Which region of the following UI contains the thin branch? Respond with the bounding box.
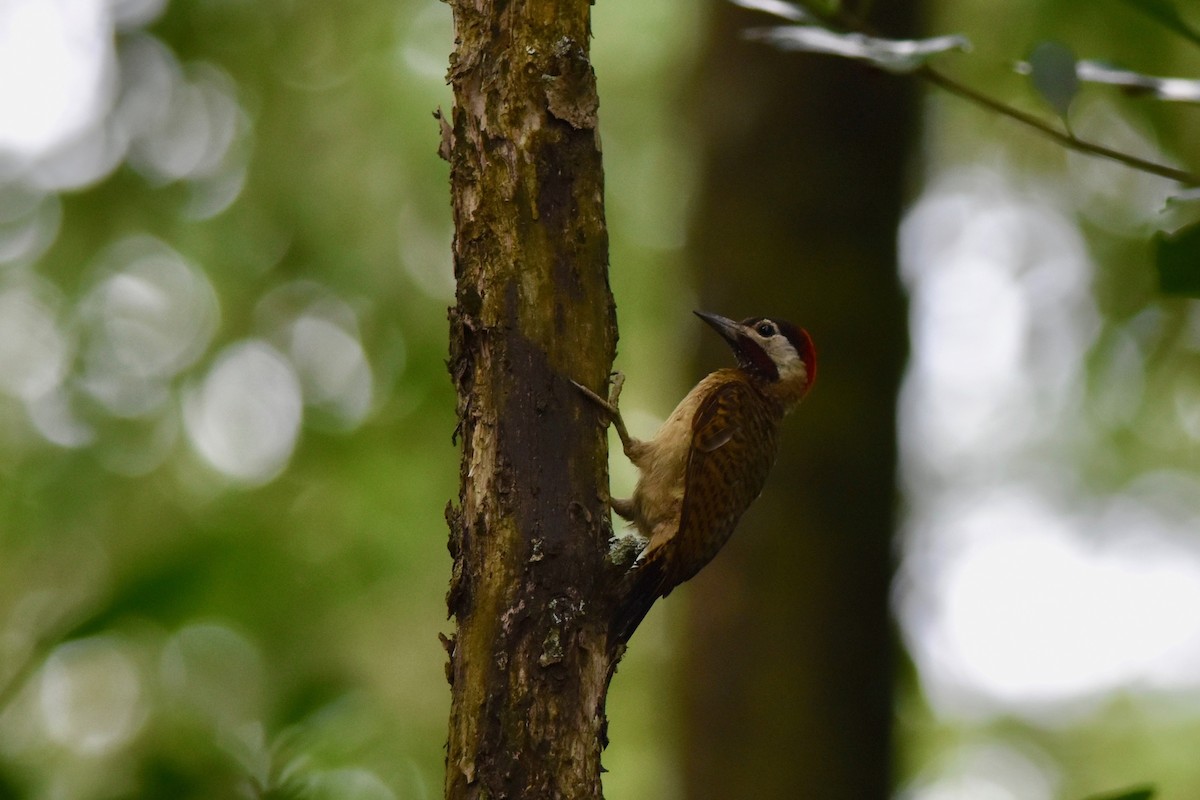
[917,66,1200,185]
[770,0,1200,186]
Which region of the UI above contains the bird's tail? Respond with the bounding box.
[609,558,667,650]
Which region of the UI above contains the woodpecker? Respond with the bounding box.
[574,310,816,646]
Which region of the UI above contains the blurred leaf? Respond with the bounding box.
[1116,0,1200,47]
[1076,60,1200,102]
[744,26,970,73]
[1027,41,1079,121]
[135,749,247,799]
[68,547,214,639]
[1080,785,1156,800]
[279,678,357,726]
[1155,223,1200,295]
[731,0,815,22]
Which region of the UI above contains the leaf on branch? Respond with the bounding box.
[1024,41,1080,122]
[1155,223,1200,296]
[1116,0,1200,48]
[1077,61,1200,103]
[730,0,815,22]
[744,26,971,74]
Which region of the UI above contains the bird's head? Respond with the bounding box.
[695,310,817,403]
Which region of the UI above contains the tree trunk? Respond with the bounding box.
[442,1,618,798]
[681,3,919,799]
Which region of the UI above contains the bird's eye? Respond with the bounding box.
[755,322,776,337]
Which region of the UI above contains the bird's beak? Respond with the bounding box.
[695,310,782,381]
[693,310,742,348]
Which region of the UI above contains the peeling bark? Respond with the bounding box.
[442,1,618,798]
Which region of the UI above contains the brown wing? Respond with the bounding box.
[611,378,781,648]
[667,379,780,589]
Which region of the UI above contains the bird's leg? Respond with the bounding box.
[571,373,641,524]
[570,372,635,457]
[610,497,635,521]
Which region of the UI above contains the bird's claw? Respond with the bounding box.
[607,372,625,409]
[571,372,634,453]
[571,373,624,419]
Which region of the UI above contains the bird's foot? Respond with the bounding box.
[571,372,636,459]
[606,371,625,411]
[571,372,624,419]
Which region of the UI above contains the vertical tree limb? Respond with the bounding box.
[442,1,618,798]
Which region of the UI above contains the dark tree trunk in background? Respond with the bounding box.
[682,4,920,799]
[442,1,619,797]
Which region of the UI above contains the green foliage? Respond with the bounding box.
[0,0,701,795]
[0,0,457,795]
[1154,224,1200,295]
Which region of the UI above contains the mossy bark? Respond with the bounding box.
[442,1,618,798]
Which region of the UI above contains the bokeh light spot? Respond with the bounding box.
[255,280,375,428]
[897,169,1200,723]
[900,741,1057,800]
[38,636,146,756]
[0,278,70,401]
[288,316,373,428]
[309,768,399,800]
[0,0,115,160]
[79,235,219,417]
[0,186,61,266]
[183,340,302,485]
[160,622,265,728]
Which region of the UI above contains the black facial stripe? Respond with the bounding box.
[737,333,780,382]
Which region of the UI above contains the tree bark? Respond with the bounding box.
[681,3,919,799]
[441,1,619,799]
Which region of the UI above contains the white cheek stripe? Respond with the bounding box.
[761,337,803,377]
